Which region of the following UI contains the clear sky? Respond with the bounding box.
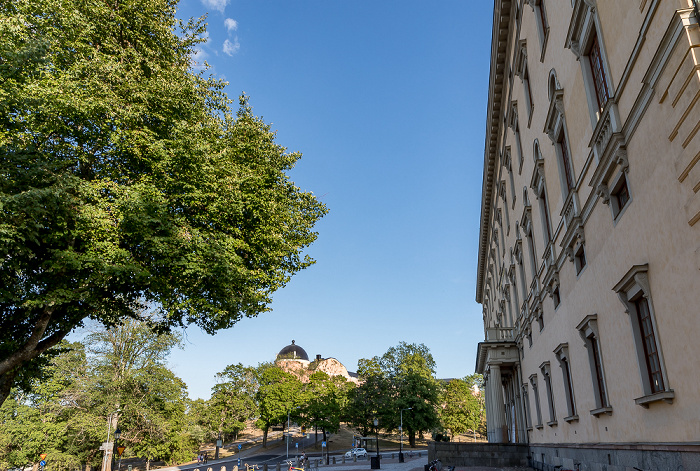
[162,0,494,400]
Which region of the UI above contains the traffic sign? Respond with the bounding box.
[238,444,242,450]
[322,441,326,447]
[40,461,46,467]
[117,446,126,456]
[39,454,47,460]
[295,443,298,448]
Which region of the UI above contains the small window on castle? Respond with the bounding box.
[552,287,560,309]
[611,173,630,219]
[575,245,587,275]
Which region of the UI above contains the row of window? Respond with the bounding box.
[484,1,629,330]
[522,265,673,431]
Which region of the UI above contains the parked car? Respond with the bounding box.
[344,448,368,458]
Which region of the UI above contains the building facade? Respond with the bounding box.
[475,1,700,469]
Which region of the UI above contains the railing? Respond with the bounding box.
[485,327,515,341]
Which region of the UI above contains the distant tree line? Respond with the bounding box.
[0,322,484,471]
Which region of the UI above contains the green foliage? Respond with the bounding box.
[439,377,482,439]
[350,342,440,447]
[0,0,327,405]
[0,321,196,470]
[299,371,347,441]
[205,363,258,441]
[255,365,302,447]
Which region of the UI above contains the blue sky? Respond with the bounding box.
[164,0,493,400]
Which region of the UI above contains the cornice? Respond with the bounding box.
[477,0,513,303]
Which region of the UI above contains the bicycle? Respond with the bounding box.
[428,459,454,471]
[244,464,259,471]
[286,460,305,471]
[427,459,442,471]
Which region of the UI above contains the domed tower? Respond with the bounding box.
[276,340,309,361]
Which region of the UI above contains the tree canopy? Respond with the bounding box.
[0,0,327,405]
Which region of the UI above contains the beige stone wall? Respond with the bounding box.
[476,0,700,447]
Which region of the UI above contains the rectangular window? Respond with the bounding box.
[613,265,674,407]
[611,173,630,219]
[575,244,587,275]
[588,31,610,114]
[522,385,532,429]
[590,335,608,407]
[577,315,611,415]
[636,297,664,394]
[561,357,577,418]
[530,375,543,427]
[534,0,549,57]
[541,363,556,425]
[552,286,560,309]
[537,184,552,243]
[524,65,534,120]
[559,132,575,192]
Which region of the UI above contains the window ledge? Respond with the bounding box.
[590,406,613,417]
[547,420,558,427]
[635,390,675,408]
[535,424,544,430]
[526,426,533,432]
[563,415,579,423]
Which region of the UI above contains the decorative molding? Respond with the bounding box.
[544,89,565,143]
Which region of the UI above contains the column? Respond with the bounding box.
[484,373,493,442]
[490,364,507,443]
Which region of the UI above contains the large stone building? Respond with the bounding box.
[275,340,360,384]
[474,0,700,469]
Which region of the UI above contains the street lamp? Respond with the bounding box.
[102,409,120,471]
[371,418,380,470]
[399,408,412,463]
[113,428,121,471]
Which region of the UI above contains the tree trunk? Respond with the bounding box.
[408,430,416,448]
[262,427,268,448]
[0,370,17,407]
[146,458,150,471]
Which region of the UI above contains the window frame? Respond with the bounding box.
[610,171,631,220]
[554,344,579,422]
[540,362,557,426]
[574,243,587,275]
[613,265,675,408]
[577,314,612,416]
[529,374,543,428]
[565,1,615,126]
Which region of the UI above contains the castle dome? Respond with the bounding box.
[277,340,309,361]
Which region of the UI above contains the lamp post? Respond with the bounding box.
[102,409,120,471]
[287,409,291,459]
[399,408,412,463]
[370,418,380,470]
[113,428,121,471]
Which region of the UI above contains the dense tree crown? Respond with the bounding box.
[0,332,486,471]
[0,0,327,405]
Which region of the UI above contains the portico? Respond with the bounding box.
[475,328,524,444]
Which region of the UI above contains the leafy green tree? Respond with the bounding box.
[439,378,481,440]
[208,364,258,442]
[83,320,194,467]
[255,365,302,448]
[0,0,327,406]
[0,342,88,471]
[356,342,440,447]
[299,371,346,445]
[346,359,391,437]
